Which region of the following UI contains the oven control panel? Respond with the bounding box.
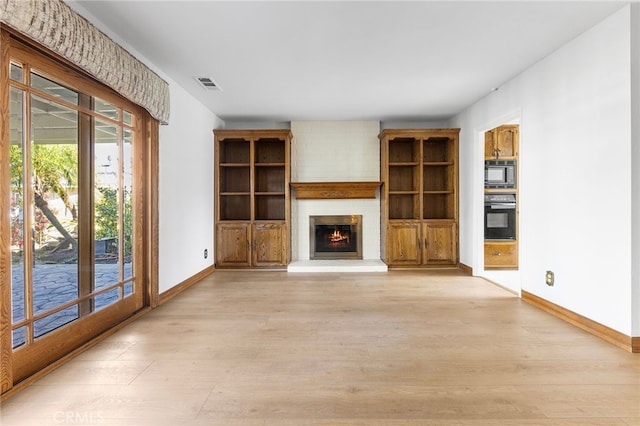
[484,193,516,203]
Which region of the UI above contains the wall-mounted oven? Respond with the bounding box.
[484,193,516,240]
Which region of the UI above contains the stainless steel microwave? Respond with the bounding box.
[485,160,516,189]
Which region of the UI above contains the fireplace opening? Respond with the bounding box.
[309,215,362,260]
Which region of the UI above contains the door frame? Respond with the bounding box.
[0,27,159,396]
[473,109,522,294]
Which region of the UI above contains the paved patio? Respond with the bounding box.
[10,262,132,348]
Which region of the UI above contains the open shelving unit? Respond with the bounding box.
[218,138,251,221]
[214,130,291,268]
[380,129,459,267]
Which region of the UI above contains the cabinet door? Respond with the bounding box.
[484,129,497,159]
[216,223,250,267]
[386,221,421,266]
[423,222,457,265]
[495,125,518,158]
[253,223,288,266]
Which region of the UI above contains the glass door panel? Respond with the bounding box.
[122,128,134,294]
[9,85,25,348]
[30,93,80,339]
[8,63,142,353]
[94,118,120,310]
[93,117,136,309]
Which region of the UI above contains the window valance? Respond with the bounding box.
[0,0,170,123]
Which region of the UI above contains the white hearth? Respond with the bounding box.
[288,259,387,273]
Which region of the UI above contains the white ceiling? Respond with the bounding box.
[68,1,627,124]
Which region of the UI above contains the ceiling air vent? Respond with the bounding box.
[195,76,221,91]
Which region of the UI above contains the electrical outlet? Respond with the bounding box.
[204,249,208,259]
[545,270,554,286]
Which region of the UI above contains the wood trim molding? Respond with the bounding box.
[213,129,292,139]
[0,28,13,394]
[145,114,160,309]
[459,263,473,275]
[159,265,215,305]
[290,182,382,199]
[521,290,639,353]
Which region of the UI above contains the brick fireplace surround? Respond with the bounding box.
[287,121,387,272]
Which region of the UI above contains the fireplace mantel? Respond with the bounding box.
[290,181,382,199]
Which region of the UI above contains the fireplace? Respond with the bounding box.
[309,215,362,260]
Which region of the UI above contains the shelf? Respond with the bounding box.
[423,161,454,166]
[219,138,250,163]
[389,165,419,192]
[389,193,419,220]
[389,161,420,166]
[388,138,419,163]
[423,190,455,220]
[423,164,452,192]
[255,167,285,193]
[423,138,453,162]
[220,167,250,193]
[255,138,286,163]
[220,194,250,221]
[255,194,285,220]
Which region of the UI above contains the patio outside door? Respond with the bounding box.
[6,42,145,383]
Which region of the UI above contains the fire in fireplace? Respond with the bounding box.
[309,215,362,260]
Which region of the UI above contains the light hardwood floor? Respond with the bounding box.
[1,270,639,425]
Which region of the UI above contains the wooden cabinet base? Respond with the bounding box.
[215,223,289,269]
[484,241,518,269]
[384,220,458,268]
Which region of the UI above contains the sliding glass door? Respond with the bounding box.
[5,38,148,383]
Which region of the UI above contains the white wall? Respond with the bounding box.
[158,82,223,293]
[631,3,640,336]
[451,6,635,335]
[290,121,381,260]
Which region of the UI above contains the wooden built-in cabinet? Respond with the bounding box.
[484,124,519,269]
[214,129,291,268]
[485,124,518,159]
[380,129,459,267]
